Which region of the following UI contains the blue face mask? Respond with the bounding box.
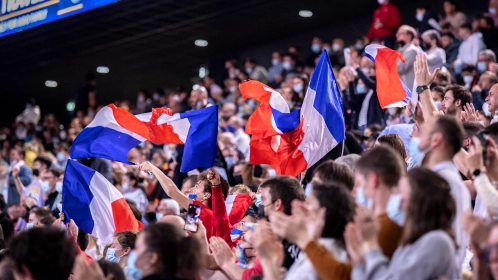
[478,61,487,73]
[356,84,367,94]
[267,169,277,177]
[355,43,364,50]
[305,183,313,197]
[106,248,121,263]
[41,181,51,193]
[311,44,321,53]
[386,194,406,226]
[156,212,164,221]
[225,156,236,168]
[235,243,249,268]
[231,228,243,241]
[355,187,373,209]
[245,67,253,74]
[408,137,429,166]
[55,182,63,193]
[122,184,130,193]
[26,223,34,229]
[416,13,424,22]
[126,250,143,280]
[293,84,304,93]
[255,194,262,208]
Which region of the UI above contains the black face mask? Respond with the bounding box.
[422,42,431,51]
[257,205,268,221]
[221,115,231,122]
[397,41,406,48]
[32,169,39,177]
[233,175,243,185]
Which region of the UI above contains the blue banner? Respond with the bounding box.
[0,0,118,37]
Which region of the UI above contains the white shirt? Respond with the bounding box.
[432,161,471,271]
[456,32,486,66]
[234,128,250,160]
[123,188,148,214]
[425,48,446,73]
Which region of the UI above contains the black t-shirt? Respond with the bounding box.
[283,240,301,269]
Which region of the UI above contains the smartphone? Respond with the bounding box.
[475,132,488,162]
[184,204,202,232]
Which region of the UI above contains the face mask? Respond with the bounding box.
[478,61,487,73]
[107,248,121,263]
[454,62,463,74]
[305,183,313,197]
[137,96,145,103]
[323,47,331,53]
[221,115,231,122]
[386,194,406,226]
[16,128,26,140]
[282,61,291,70]
[26,223,34,230]
[422,41,431,51]
[332,43,341,52]
[56,152,67,163]
[235,243,249,268]
[225,157,236,168]
[245,67,253,74]
[231,228,243,241]
[32,169,39,177]
[409,136,431,166]
[56,182,63,193]
[293,84,304,93]
[387,107,397,116]
[126,250,143,280]
[25,104,32,110]
[41,181,51,193]
[267,169,277,177]
[463,75,474,84]
[156,212,164,221]
[416,13,424,22]
[356,84,366,94]
[122,183,130,193]
[490,7,497,15]
[152,93,160,101]
[255,194,262,208]
[361,67,371,75]
[355,187,373,209]
[355,43,364,50]
[378,0,385,4]
[434,100,443,110]
[397,41,406,48]
[272,59,280,66]
[311,44,321,53]
[229,86,237,93]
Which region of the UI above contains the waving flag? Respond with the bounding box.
[241,51,345,177]
[70,104,218,172]
[62,160,144,244]
[364,44,412,108]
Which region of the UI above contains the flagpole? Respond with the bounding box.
[341,138,345,157]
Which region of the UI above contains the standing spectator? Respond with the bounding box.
[441,0,467,37]
[456,24,486,67]
[421,30,446,73]
[244,58,268,84]
[15,98,40,125]
[282,53,299,78]
[306,37,322,67]
[7,146,32,206]
[366,0,401,49]
[441,32,461,67]
[478,16,498,52]
[74,72,96,117]
[268,51,283,88]
[396,25,423,90]
[329,38,346,68]
[416,6,442,34]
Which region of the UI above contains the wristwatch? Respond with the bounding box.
[473,169,482,178]
[416,85,430,94]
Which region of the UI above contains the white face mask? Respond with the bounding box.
[378,0,385,4]
[332,43,341,52]
[387,107,397,116]
[490,7,497,15]
[41,181,51,193]
[361,67,371,75]
[463,75,474,84]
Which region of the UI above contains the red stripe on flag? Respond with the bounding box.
[375,48,408,108]
[111,198,144,233]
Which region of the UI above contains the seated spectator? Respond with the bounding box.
[478,49,497,73]
[245,58,268,84]
[421,30,446,72]
[306,37,322,67]
[473,71,498,110]
[416,5,441,33]
[456,24,486,67]
[441,85,473,120]
[97,259,126,280]
[441,0,467,37]
[106,231,136,277]
[156,199,181,220]
[441,32,461,67]
[28,207,52,228]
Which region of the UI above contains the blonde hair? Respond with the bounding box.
[229,184,251,195]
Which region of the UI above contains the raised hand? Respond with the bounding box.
[414,53,440,86]
[209,237,235,269]
[207,168,221,186]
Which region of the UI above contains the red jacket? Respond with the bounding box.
[211,185,252,248]
[367,3,401,40]
[193,200,214,240]
[242,257,262,280]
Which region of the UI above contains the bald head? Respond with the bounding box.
[157,215,185,232]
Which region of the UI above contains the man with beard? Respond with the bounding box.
[440,85,473,120]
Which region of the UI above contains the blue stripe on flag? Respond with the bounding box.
[308,51,346,142]
[62,160,96,234]
[179,105,219,172]
[70,126,142,164]
[270,107,301,133]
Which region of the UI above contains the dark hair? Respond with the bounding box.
[9,227,77,280]
[313,160,355,191]
[400,168,456,246]
[0,195,6,213]
[312,183,355,248]
[441,32,455,40]
[482,122,498,136]
[259,176,305,215]
[77,229,89,251]
[366,123,383,134]
[182,175,198,188]
[460,23,472,32]
[462,122,484,139]
[34,156,52,170]
[30,207,52,220]
[126,200,142,221]
[8,147,24,159]
[97,259,126,280]
[0,255,14,280]
[435,71,451,86]
[114,231,136,250]
[377,134,408,165]
[433,116,466,155]
[47,168,62,178]
[283,53,297,62]
[432,86,446,99]
[197,172,230,209]
[125,172,138,187]
[355,146,404,187]
[143,223,202,279]
[446,85,472,108]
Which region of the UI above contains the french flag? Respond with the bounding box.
[364,44,412,108]
[70,104,218,172]
[241,51,345,177]
[62,160,144,244]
